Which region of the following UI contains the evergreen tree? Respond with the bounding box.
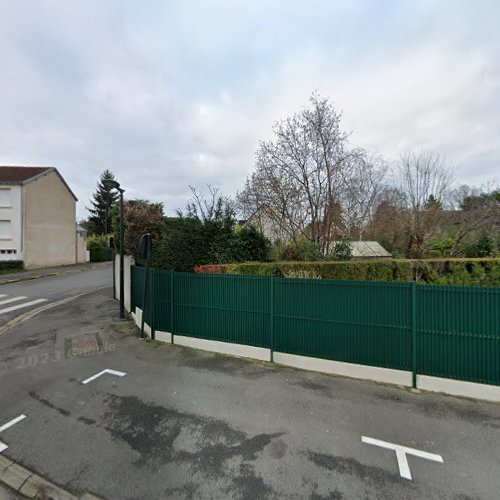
[87,170,119,235]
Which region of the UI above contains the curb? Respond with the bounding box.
[0,270,80,286]
[0,262,112,286]
[0,455,101,500]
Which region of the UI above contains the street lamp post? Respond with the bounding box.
[103,179,125,319]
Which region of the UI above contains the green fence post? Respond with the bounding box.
[270,276,274,362]
[170,269,175,344]
[412,281,417,388]
[151,269,155,340]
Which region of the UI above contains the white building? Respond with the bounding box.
[0,165,87,269]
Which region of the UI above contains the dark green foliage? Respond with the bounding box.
[208,259,500,286]
[330,239,353,260]
[87,170,119,235]
[87,234,113,262]
[150,187,270,271]
[152,218,208,272]
[151,219,271,272]
[0,261,23,271]
[211,225,270,264]
[89,247,113,262]
[464,232,495,258]
[298,240,322,261]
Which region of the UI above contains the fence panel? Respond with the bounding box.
[172,273,271,347]
[131,265,145,312]
[130,266,500,386]
[273,279,412,370]
[417,285,500,385]
[151,269,173,333]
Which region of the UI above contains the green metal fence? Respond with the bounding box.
[131,266,500,386]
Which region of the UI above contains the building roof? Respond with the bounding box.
[0,166,52,182]
[0,166,77,201]
[349,241,392,258]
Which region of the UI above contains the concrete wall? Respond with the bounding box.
[76,228,88,264]
[23,170,77,269]
[0,185,23,261]
[114,254,134,312]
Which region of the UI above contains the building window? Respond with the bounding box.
[0,189,11,207]
[0,220,12,239]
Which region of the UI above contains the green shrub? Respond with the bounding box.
[329,239,353,261]
[197,258,500,286]
[299,240,322,261]
[87,234,113,262]
[89,247,113,262]
[0,261,23,271]
[87,234,109,250]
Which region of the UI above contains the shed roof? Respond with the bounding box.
[349,241,392,258]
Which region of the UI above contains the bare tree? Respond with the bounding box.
[179,185,234,225]
[340,150,387,240]
[238,93,387,255]
[446,183,500,256]
[398,151,453,258]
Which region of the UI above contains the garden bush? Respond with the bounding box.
[87,234,113,262]
[195,258,500,286]
[0,261,23,271]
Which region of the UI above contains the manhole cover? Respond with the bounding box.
[64,333,103,358]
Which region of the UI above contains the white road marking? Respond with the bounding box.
[0,414,27,454]
[0,295,6,298]
[0,296,27,306]
[362,436,443,480]
[0,414,27,433]
[81,369,126,385]
[0,298,47,315]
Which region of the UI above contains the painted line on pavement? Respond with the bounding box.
[362,436,443,480]
[0,296,27,306]
[0,414,26,454]
[82,369,126,385]
[0,285,111,337]
[0,299,47,315]
[0,415,26,433]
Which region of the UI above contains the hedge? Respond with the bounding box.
[0,261,23,271]
[195,258,500,286]
[89,247,113,263]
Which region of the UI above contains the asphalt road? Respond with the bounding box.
[0,263,112,328]
[0,274,500,499]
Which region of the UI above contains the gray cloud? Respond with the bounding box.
[0,0,498,219]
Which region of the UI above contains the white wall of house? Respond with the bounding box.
[0,184,23,261]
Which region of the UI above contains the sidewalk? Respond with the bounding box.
[0,262,112,286]
[0,482,23,499]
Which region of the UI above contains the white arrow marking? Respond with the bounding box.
[362,436,443,480]
[81,369,126,385]
[0,414,26,454]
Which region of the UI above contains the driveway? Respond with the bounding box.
[0,285,499,499]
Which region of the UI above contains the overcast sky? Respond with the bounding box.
[0,0,499,219]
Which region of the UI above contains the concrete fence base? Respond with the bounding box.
[130,306,500,403]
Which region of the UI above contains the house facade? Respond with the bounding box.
[0,166,86,269]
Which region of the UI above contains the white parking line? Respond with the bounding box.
[0,414,27,433]
[362,436,443,480]
[0,298,47,315]
[81,369,126,385]
[0,296,27,306]
[0,414,26,454]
